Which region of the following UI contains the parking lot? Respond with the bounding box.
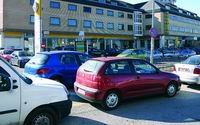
[14,65,200,125]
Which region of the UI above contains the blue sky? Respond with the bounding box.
[121,0,200,16]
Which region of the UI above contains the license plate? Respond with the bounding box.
[78,88,85,95]
[178,68,190,72]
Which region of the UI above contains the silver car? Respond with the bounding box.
[173,55,200,84]
[10,51,33,68]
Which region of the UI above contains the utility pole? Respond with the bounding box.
[150,0,155,64]
[33,0,42,55]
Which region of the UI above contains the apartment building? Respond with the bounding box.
[0,0,144,52]
[134,0,200,49]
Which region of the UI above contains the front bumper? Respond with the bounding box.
[50,100,72,119]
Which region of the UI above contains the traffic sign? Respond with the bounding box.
[149,28,158,38]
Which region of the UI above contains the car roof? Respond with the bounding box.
[92,57,142,62]
[37,51,84,55]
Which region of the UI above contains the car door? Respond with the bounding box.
[60,54,79,85]
[130,60,164,96]
[103,60,136,99]
[0,61,20,124]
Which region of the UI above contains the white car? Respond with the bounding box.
[0,57,72,125]
[173,55,200,84]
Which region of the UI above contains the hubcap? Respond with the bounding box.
[168,84,176,96]
[33,114,51,125]
[106,93,119,108]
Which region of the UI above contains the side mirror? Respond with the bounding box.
[0,74,12,92]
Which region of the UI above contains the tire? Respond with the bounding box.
[166,81,177,97]
[19,61,24,68]
[101,91,120,110]
[24,107,57,125]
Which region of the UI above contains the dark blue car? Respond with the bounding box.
[24,51,91,88]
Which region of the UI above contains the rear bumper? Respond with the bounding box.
[173,72,200,85]
[50,100,72,119]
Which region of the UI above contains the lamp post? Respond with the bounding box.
[150,0,155,64]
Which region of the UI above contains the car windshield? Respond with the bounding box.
[80,60,105,75]
[4,50,13,54]
[120,49,133,55]
[28,54,49,65]
[182,56,200,65]
[18,51,32,57]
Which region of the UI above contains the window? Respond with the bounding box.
[0,74,11,92]
[128,25,133,31]
[30,0,34,5]
[50,17,60,25]
[134,24,143,35]
[132,60,157,74]
[60,54,78,66]
[78,54,90,64]
[50,1,60,9]
[98,0,105,3]
[96,21,104,29]
[145,14,152,19]
[107,10,114,16]
[68,4,77,11]
[118,24,124,30]
[127,14,133,19]
[107,23,114,30]
[96,8,104,15]
[118,12,124,18]
[83,7,92,13]
[68,19,77,27]
[30,15,34,24]
[0,67,10,77]
[145,25,152,31]
[84,20,92,28]
[28,54,49,65]
[105,61,132,75]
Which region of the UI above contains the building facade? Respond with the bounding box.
[0,0,200,52]
[0,0,144,52]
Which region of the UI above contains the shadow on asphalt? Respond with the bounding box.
[60,116,106,125]
[188,84,200,90]
[92,91,200,123]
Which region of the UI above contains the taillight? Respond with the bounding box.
[173,66,176,71]
[193,68,200,74]
[92,75,101,83]
[37,68,49,75]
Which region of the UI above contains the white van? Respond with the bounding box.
[0,57,72,125]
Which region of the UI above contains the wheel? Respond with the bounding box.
[101,91,120,110]
[19,61,24,68]
[24,107,57,125]
[166,81,177,97]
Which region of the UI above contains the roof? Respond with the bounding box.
[38,51,83,55]
[92,57,135,62]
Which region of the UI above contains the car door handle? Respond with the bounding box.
[13,85,18,89]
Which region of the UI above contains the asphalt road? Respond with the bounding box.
[14,66,200,125]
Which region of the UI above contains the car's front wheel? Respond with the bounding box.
[166,81,177,97]
[24,107,57,125]
[102,91,120,110]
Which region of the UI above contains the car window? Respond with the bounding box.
[0,66,10,77]
[78,54,90,64]
[28,54,49,65]
[60,54,78,66]
[80,60,105,75]
[105,61,132,75]
[132,60,157,74]
[183,56,200,65]
[0,74,11,92]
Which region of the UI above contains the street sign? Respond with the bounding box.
[149,28,158,38]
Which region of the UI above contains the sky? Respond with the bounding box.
[121,0,200,16]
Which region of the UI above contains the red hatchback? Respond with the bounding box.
[74,57,181,110]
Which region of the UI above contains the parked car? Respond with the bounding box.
[0,57,72,125]
[117,49,147,60]
[173,55,200,85]
[146,50,163,59]
[24,51,91,88]
[177,48,196,58]
[75,57,181,110]
[88,47,103,57]
[10,51,33,68]
[0,49,14,62]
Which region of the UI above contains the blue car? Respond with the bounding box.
[24,51,91,88]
